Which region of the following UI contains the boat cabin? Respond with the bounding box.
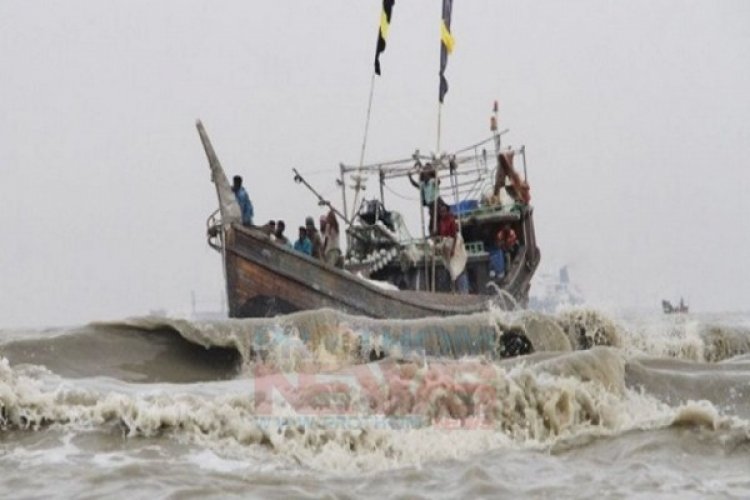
[338,137,539,307]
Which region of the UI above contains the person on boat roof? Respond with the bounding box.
[322,209,342,267]
[305,216,324,259]
[409,162,442,232]
[408,163,439,206]
[275,220,292,247]
[232,175,254,226]
[294,226,312,256]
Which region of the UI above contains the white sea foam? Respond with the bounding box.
[2,347,748,474]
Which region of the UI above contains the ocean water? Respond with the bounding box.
[1,308,749,499]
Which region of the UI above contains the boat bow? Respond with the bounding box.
[196,120,241,228]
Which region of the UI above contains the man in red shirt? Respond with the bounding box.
[435,202,468,293]
[437,203,458,255]
[498,225,520,259]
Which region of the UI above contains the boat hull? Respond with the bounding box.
[223,224,536,319]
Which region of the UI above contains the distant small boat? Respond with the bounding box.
[662,298,689,314]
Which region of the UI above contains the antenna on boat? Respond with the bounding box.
[491,100,502,155]
[293,168,350,225]
[520,145,528,183]
[338,164,348,223]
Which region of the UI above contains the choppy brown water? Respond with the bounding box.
[1,309,749,498]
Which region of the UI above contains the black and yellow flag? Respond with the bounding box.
[374,0,395,75]
[439,0,455,102]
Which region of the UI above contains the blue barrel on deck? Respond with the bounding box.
[450,199,478,215]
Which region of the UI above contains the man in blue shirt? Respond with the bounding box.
[232,175,254,226]
[489,229,507,282]
[293,226,312,255]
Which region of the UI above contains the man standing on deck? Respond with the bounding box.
[275,220,292,247]
[232,175,254,226]
[322,209,342,267]
[305,216,324,259]
[408,162,440,233]
[294,226,312,256]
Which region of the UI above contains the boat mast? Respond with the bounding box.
[379,170,385,205]
[338,163,348,223]
[352,72,377,217]
[491,100,502,154]
[432,0,455,292]
[351,1,395,221]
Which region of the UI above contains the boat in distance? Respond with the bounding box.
[662,298,689,314]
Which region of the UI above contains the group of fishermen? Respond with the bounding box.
[408,153,529,291]
[231,147,529,294]
[231,175,342,267]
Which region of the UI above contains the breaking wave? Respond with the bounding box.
[1,308,750,472]
[87,308,750,367]
[1,356,748,471]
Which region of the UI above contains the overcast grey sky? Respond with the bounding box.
[1,1,749,327]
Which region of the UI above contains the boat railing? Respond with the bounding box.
[206,208,223,252]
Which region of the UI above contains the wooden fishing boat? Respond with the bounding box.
[197,119,540,319]
[196,1,540,320]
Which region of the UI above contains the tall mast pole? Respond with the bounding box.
[491,100,502,155]
[339,163,348,223]
[352,72,378,217]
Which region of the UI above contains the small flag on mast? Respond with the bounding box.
[439,0,455,103]
[374,0,395,76]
